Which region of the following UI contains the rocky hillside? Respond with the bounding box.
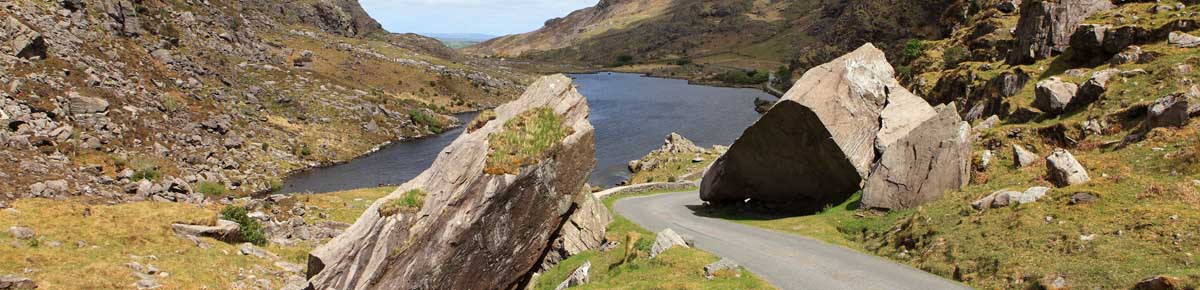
[0,0,529,203]
[693,0,1200,288]
[466,0,960,86]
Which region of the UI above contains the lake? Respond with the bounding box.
[278,72,770,194]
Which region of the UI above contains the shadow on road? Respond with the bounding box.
[686,194,863,222]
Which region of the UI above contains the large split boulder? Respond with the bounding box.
[306,75,597,290]
[700,44,936,206]
[862,104,972,210]
[1007,0,1115,65]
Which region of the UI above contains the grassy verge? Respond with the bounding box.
[533,188,775,290]
[0,187,394,289]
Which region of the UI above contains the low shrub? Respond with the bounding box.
[220,206,267,246]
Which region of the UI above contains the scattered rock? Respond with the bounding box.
[7,226,34,240]
[554,261,590,290]
[1148,94,1190,128]
[1075,69,1119,106]
[171,220,240,243]
[1033,77,1078,114]
[1069,192,1099,205]
[973,115,1000,132]
[1134,276,1182,290]
[753,97,774,113]
[996,0,1020,13]
[1,16,47,59]
[274,261,304,273]
[703,258,742,280]
[979,150,993,170]
[540,194,612,270]
[863,105,972,210]
[1169,31,1200,48]
[972,187,1051,209]
[68,92,110,115]
[1013,144,1038,168]
[238,243,277,259]
[1040,274,1070,290]
[0,275,37,290]
[650,228,689,258]
[1046,148,1090,187]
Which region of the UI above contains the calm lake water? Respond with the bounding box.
[279,72,770,193]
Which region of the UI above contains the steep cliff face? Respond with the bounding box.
[307,75,599,290]
[243,0,386,37]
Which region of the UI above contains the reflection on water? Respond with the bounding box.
[279,72,770,194]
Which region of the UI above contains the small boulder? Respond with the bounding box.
[68,92,110,115]
[996,0,1019,13]
[1,17,47,60]
[1013,144,1038,168]
[1033,77,1078,114]
[1148,94,1190,128]
[1069,192,1099,205]
[1046,149,1090,187]
[1169,31,1200,48]
[554,261,590,290]
[171,220,240,243]
[238,243,277,259]
[1074,69,1119,106]
[703,258,742,280]
[650,228,689,258]
[0,275,37,290]
[972,187,1050,209]
[7,226,34,240]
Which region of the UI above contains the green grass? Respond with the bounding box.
[533,187,773,290]
[195,181,228,197]
[485,107,574,175]
[219,206,268,246]
[378,188,427,217]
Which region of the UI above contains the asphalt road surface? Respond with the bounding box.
[613,191,972,290]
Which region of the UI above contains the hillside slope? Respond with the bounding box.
[0,0,529,203]
[466,0,960,84]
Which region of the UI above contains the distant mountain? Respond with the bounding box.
[423,33,498,49]
[464,0,960,71]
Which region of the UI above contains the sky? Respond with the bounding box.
[360,0,598,37]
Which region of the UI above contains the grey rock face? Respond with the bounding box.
[1046,148,1090,187]
[1,16,46,59]
[307,75,596,290]
[1148,94,1190,128]
[540,194,612,270]
[650,228,689,258]
[1007,0,1114,64]
[1169,31,1200,48]
[862,105,972,210]
[1033,77,1078,114]
[554,261,590,290]
[701,44,935,206]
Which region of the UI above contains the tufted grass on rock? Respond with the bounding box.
[485,107,574,175]
[379,188,427,217]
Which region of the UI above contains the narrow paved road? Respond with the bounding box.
[614,191,971,290]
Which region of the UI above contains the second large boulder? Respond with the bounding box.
[700,43,936,206]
